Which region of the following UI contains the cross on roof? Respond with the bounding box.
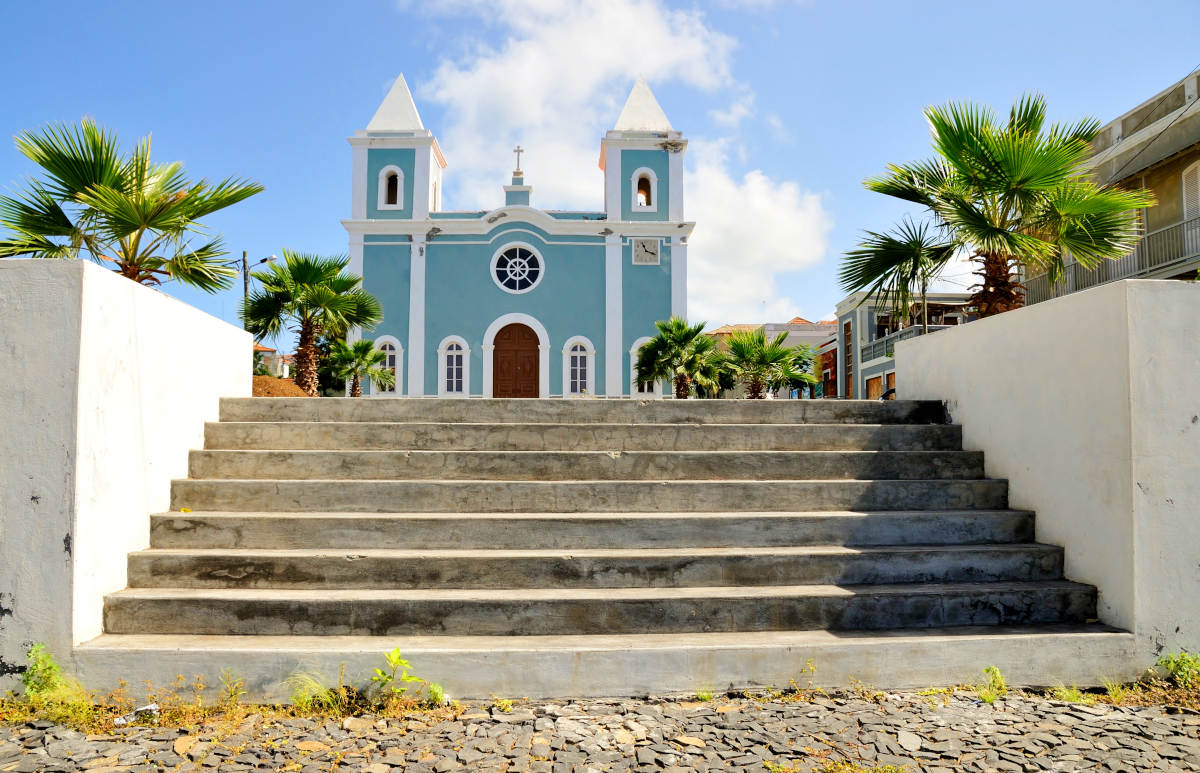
[513,145,524,172]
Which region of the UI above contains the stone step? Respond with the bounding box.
[151,510,1036,550]
[203,421,965,452]
[218,397,949,425]
[74,626,1138,700]
[126,544,1064,590]
[188,449,986,481]
[170,479,1009,513]
[103,581,1097,636]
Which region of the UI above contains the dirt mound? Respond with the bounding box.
[252,376,310,397]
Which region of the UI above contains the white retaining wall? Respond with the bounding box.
[897,279,1200,661]
[0,260,250,688]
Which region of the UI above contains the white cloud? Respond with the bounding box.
[709,91,755,130]
[411,0,831,323]
[687,139,831,323]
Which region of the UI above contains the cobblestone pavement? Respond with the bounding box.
[3,691,1199,773]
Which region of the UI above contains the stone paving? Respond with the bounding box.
[2,691,1199,773]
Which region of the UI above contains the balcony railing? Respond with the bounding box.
[860,324,952,362]
[1026,215,1200,305]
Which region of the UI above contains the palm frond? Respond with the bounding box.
[162,238,237,293]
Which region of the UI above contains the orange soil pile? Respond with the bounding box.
[252,375,310,397]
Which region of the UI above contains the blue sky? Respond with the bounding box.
[3,0,1197,348]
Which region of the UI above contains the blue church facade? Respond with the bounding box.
[344,75,693,397]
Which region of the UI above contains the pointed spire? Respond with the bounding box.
[613,77,674,132]
[367,74,425,132]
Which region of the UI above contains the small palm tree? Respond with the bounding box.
[0,119,262,291]
[635,317,719,399]
[242,250,383,396]
[725,328,810,399]
[330,338,395,397]
[839,218,957,333]
[865,95,1155,316]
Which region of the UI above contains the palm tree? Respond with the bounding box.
[865,95,1155,316]
[839,218,957,333]
[242,250,383,396]
[724,328,809,399]
[330,338,396,397]
[0,119,262,291]
[634,317,719,399]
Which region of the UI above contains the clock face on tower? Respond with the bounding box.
[633,238,660,265]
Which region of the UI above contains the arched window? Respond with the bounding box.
[630,336,660,397]
[569,344,588,395]
[445,343,464,394]
[377,165,405,210]
[637,175,652,207]
[437,336,471,397]
[385,173,399,206]
[561,336,595,397]
[631,168,657,212]
[378,342,397,393]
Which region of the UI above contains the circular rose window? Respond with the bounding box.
[492,245,543,293]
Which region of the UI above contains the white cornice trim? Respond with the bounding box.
[342,214,695,238]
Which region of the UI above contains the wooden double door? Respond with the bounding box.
[492,323,539,398]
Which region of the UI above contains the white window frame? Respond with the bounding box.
[631,167,658,212]
[369,335,403,397]
[490,242,546,295]
[377,165,405,211]
[561,335,596,397]
[629,336,661,398]
[1183,159,1200,222]
[437,335,471,397]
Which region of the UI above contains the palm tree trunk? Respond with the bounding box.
[971,253,1025,318]
[350,374,362,398]
[747,377,766,399]
[294,321,321,397]
[674,374,691,399]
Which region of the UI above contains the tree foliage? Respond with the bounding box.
[861,94,1154,316]
[0,118,262,291]
[634,317,723,399]
[330,338,396,397]
[840,218,957,332]
[241,250,382,396]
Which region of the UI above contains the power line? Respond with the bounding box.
[1105,61,1200,183]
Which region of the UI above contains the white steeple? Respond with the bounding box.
[613,77,674,133]
[367,74,426,133]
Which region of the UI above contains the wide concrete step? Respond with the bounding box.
[170,479,1009,513]
[203,421,965,452]
[219,397,949,425]
[126,544,1064,590]
[74,626,1138,700]
[188,449,986,481]
[151,510,1036,550]
[103,581,1097,636]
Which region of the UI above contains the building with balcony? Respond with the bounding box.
[1026,71,1200,304]
[832,291,976,399]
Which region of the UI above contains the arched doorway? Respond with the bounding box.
[492,323,539,397]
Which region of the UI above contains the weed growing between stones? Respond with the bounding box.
[0,644,453,733]
[765,756,907,772]
[1047,684,1093,704]
[1157,651,1200,688]
[694,689,714,702]
[973,666,1008,704]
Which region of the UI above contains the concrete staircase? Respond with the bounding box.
[77,398,1135,699]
